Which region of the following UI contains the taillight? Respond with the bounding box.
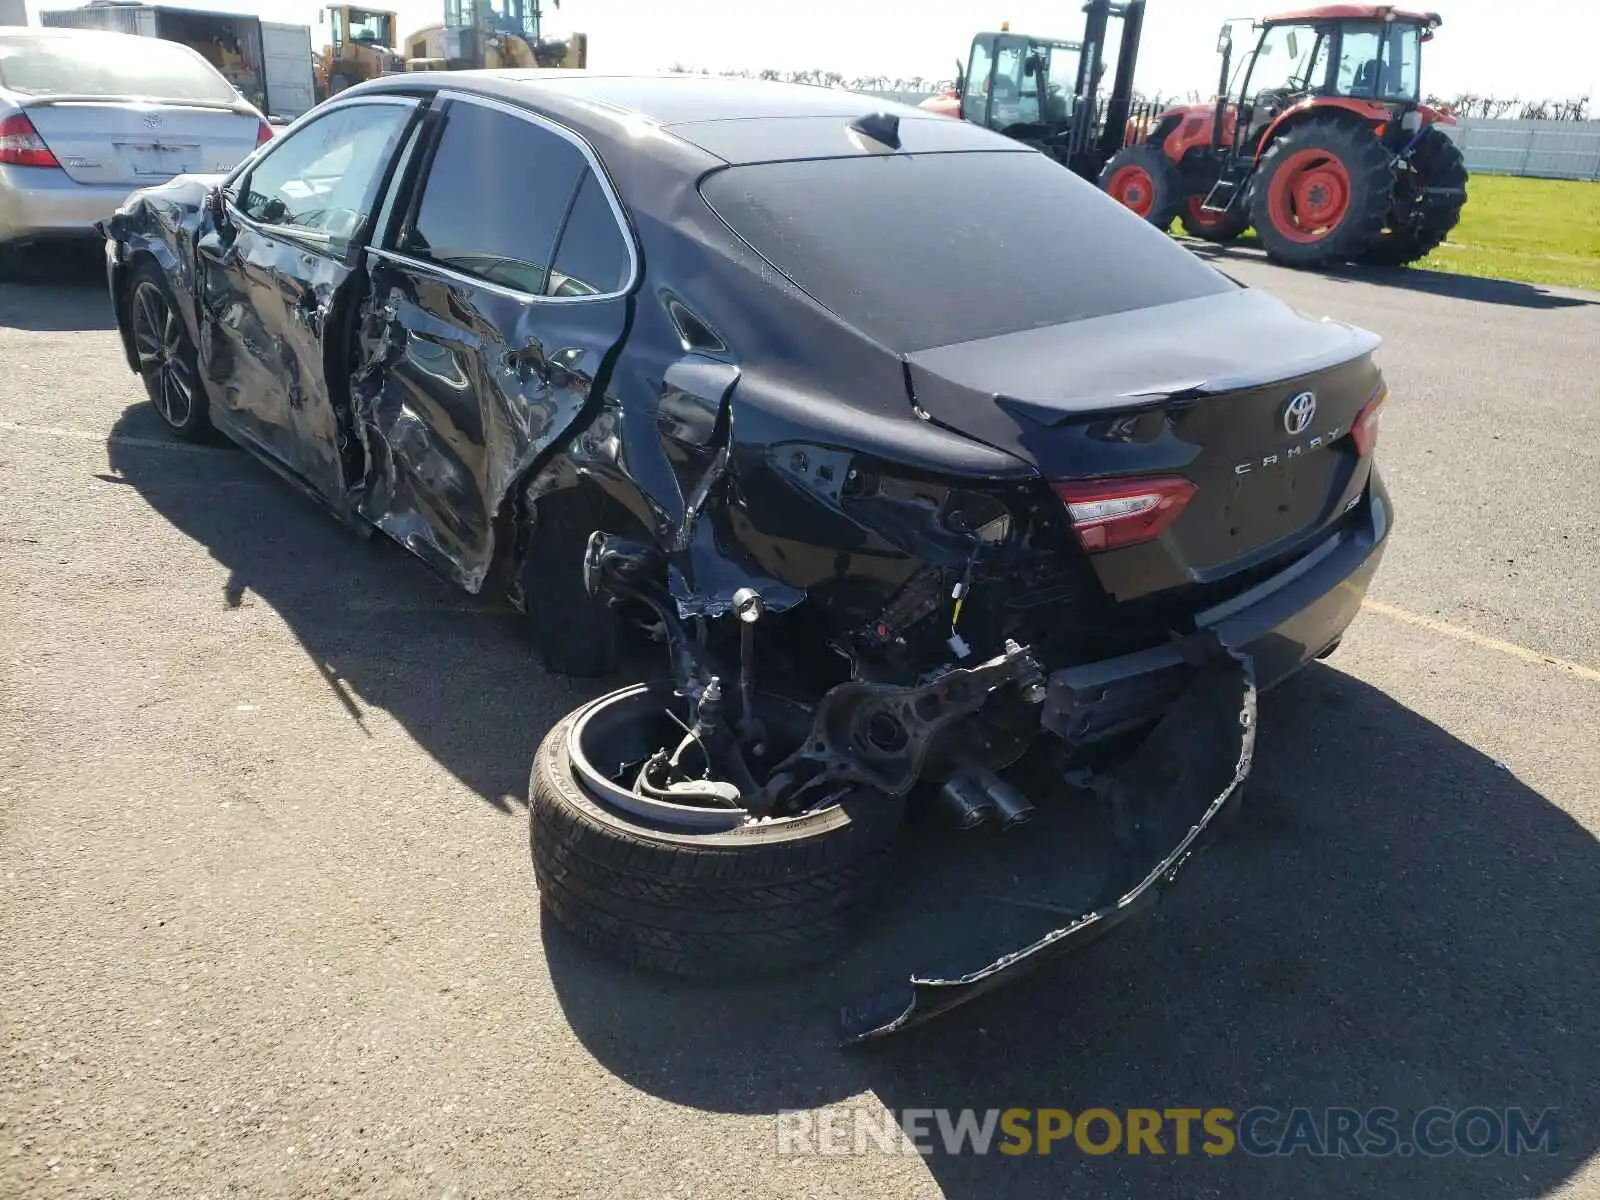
[1052,476,1197,553]
[0,112,60,168]
[256,120,275,145]
[1350,382,1387,457]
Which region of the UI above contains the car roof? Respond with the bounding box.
[354,70,1015,167]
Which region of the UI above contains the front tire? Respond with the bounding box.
[530,685,905,978]
[1250,118,1393,268]
[128,266,212,442]
[1099,144,1184,230]
[1178,195,1250,243]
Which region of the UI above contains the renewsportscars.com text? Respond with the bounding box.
[775,1106,1559,1158]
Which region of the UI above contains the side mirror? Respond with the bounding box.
[1217,26,1232,54]
[1286,31,1299,58]
[954,57,965,94]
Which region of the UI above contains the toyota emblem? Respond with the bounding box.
[142,113,163,130]
[1282,391,1317,436]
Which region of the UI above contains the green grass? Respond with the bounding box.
[1186,174,1600,292]
[1420,174,1600,291]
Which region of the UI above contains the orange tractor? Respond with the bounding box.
[1100,6,1468,268]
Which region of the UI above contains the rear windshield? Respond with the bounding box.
[700,150,1234,352]
[0,34,237,103]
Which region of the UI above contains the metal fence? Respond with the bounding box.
[1436,119,1600,181]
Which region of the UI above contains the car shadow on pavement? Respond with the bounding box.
[1185,241,1597,309]
[0,244,118,331]
[539,660,1598,1199]
[104,402,615,812]
[106,403,1595,1198]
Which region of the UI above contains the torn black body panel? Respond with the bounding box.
[839,643,1256,1043]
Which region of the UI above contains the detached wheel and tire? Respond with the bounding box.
[1178,195,1250,243]
[129,266,212,442]
[1099,145,1184,230]
[530,683,904,978]
[1358,126,1469,267]
[1250,118,1393,268]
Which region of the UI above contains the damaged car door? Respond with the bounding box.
[350,91,636,590]
[194,96,420,504]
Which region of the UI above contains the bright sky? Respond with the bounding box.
[21,0,1600,102]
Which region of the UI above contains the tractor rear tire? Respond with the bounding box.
[1250,118,1394,269]
[1178,196,1250,243]
[1099,145,1184,231]
[1357,127,1469,267]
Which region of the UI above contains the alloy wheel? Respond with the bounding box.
[131,282,194,430]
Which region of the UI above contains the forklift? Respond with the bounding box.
[925,0,1148,182]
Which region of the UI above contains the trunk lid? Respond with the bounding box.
[22,99,258,186]
[905,288,1384,600]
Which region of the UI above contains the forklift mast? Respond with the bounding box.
[1090,0,1146,160]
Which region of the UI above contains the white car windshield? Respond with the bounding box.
[0,34,237,103]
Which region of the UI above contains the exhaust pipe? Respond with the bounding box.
[938,766,1038,830]
[976,769,1037,828]
[938,772,995,830]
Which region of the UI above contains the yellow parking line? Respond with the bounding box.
[1361,598,1600,684]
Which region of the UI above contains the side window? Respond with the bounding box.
[961,39,993,124]
[1246,24,1316,95]
[403,100,585,295]
[1336,24,1383,95]
[547,171,631,297]
[239,102,413,252]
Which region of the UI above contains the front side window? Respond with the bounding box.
[240,102,414,252]
[990,41,1029,124]
[1245,23,1323,95]
[961,38,994,125]
[403,100,585,295]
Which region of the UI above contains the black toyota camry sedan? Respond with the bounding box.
[104,72,1392,1039]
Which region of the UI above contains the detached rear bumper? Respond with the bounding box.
[1044,474,1392,744]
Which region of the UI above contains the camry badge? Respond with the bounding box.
[1282,391,1317,436]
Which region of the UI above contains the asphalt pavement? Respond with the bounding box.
[1,246,1597,1199]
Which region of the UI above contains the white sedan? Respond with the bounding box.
[0,26,271,268]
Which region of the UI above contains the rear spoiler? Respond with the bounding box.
[17,94,251,115]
